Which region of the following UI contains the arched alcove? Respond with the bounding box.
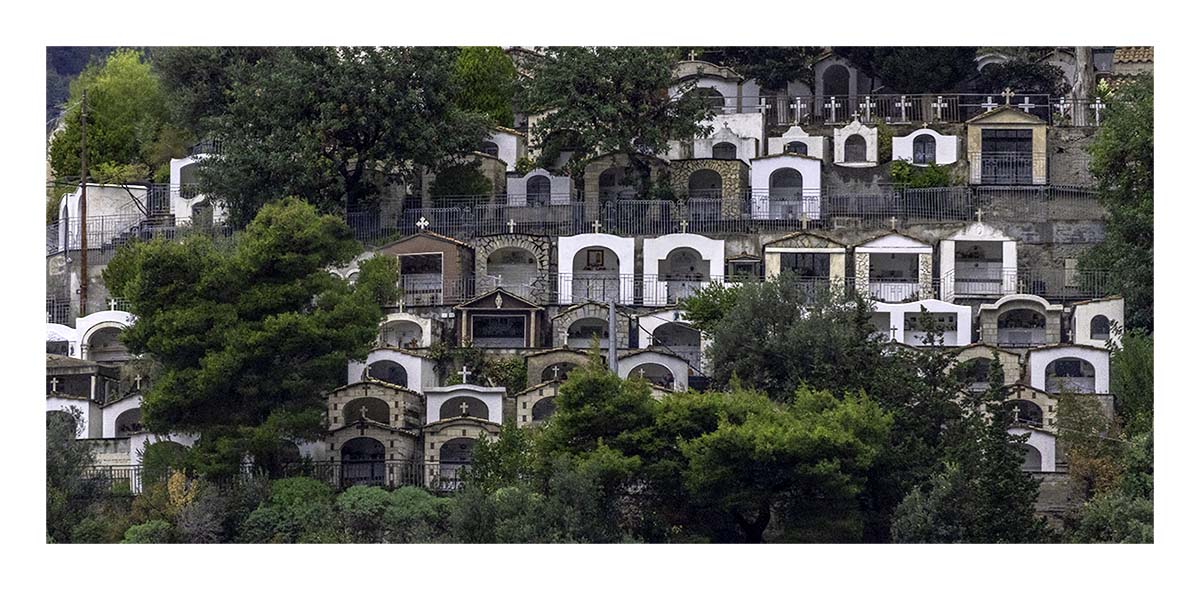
[844,135,867,163]
[439,396,490,421]
[531,397,556,423]
[687,169,723,199]
[526,175,551,207]
[344,397,391,425]
[341,437,385,487]
[629,362,675,389]
[366,360,409,388]
[114,408,144,436]
[1045,357,1097,393]
[768,168,804,200]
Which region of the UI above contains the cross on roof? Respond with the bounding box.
[890,216,898,230]
[458,366,471,384]
[507,219,516,233]
[894,95,912,121]
[592,220,603,233]
[1001,87,1015,105]
[108,299,118,311]
[800,212,810,230]
[889,325,898,341]
[932,96,948,120]
[134,374,143,390]
[688,49,697,60]
[858,96,874,121]
[459,401,470,416]
[416,217,430,231]
[49,377,59,392]
[679,219,689,233]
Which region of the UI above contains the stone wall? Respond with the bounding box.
[551,303,632,348]
[1047,127,1098,186]
[668,159,748,217]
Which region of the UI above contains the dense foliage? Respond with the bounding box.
[102,198,398,475]
[835,47,979,93]
[451,46,519,128]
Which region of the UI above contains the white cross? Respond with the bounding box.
[361,405,369,419]
[551,365,560,380]
[1017,97,1036,114]
[1091,98,1105,125]
[561,328,570,346]
[794,97,806,121]
[890,216,898,230]
[894,95,912,122]
[592,220,603,233]
[458,366,471,384]
[679,219,689,233]
[858,96,875,121]
[975,209,984,223]
[688,49,697,60]
[825,96,839,121]
[108,299,118,311]
[932,96,948,121]
[981,96,999,112]
[638,367,646,377]
[507,219,516,233]
[416,217,430,231]
[1055,97,1071,119]
[134,374,143,390]
[851,111,862,123]
[1001,87,1015,105]
[49,377,59,392]
[459,401,470,415]
[800,212,809,230]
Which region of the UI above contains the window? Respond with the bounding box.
[784,141,808,156]
[712,142,737,160]
[1090,315,1111,340]
[479,141,500,158]
[844,135,867,163]
[526,175,551,207]
[913,134,936,165]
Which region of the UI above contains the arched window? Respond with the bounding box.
[1090,315,1111,340]
[712,142,737,160]
[526,175,551,207]
[768,168,804,200]
[913,134,937,165]
[957,357,992,390]
[479,141,500,158]
[440,438,475,465]
[542,362,578,382]
[1007,400,1044,427]
[440,396,489,421]
[531,397,556,422]
[630,362,674,388]
[1045,357,1097,393]
[115,408,144,435]
[344,397,391,425]
[1020,444,1042,472]
[687,169,723,199]
[844,135,867,163]
[366,360,408,388]
[822,64,850,96]
[784,141,808,156]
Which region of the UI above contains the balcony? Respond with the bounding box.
[942,267,1111,303]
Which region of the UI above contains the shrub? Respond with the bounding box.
[121,519,175,544]
[385,486,452,542]
[335,485,393,542]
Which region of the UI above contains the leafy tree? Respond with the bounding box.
[430,160,495,198]
[973,48,1069,95]
[677,280,743,334]
[524,46,712,178]
[150,46,279,137]
[451,46,518,128]
[46,46,115,121]
[834,47,978,93]
[1057,392,1124,501]
[1073,430,1153,543]
[201,47,492,225]
[537,353,660,458]
[1081,74,1153,332]
[103,198,398,475]
[46,408,100,543]
[688,47,823,90]
[1110,331,1153,437]
[121,519,175,543]
[48,48,183,183]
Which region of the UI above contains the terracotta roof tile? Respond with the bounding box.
[1114,47,1153,63]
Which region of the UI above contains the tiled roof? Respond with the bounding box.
[1114,47,1153,63]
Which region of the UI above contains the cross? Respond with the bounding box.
[360,405,369,420]
[889,326,898,341]
[551,365,560,380]
[1055,97,1071,119]
[561,328,570,345]
[688,49,697,60]
[459,401,470,416]
[981,96,999,112]
[134,374,143,390]
[858,96,874,121]
[825,96,839,122]
[108,299,118,311]
[1017,97,1036,114]
[1091,98,1105,125]
[932,96,948,121]
[975,208,984,223]
[1001,87,1015,105]
[851,111,862,123]
[49,377,59,392]
[794,97,806,121]
[416,217,430,231]
[458,366,471,384]
[679,219,689,233]
[800,212,809,230]
[591,220,603,233]
[890,216,898,230]
[638,367,646,378]
[894,95,912,122]
[507,219,516,233]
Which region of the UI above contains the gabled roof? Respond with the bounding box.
[619,348,687,362]
[324,379,422,398]
[454,288,543,311]
[750,152,824,163]
[511,380,563,397]
[763,230,847,248]
[491,126,525,138]
[422,415,502,430]
[1113,47,1153,64]
[1027,342,1111,354]
[954,342,1022,358]
[521,346,593,360]
[855,230,932,248]
[328,418,419,437]
[47,354,98,370]
[377,230,471,251]
[965,105,1048,126]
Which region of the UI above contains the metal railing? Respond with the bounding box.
[969,152,1048,185]
[281,461,468,492]
[760,93,1108,127]
[47,298,73,325]
[942,267,1111,301]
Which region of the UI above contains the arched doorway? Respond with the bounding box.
[997,309,1047,347]
[768,167,806,219]
[486,246,539,300]
[1045,358,1097,393]
[114,408,144,436]
[844,135,867,163]
[86,326,129,364]
[567,317,609,349]
[687,169,723,199]
[380,320,423,349]
[366,360,408,388]
[531,397,556,423]
[439,396,489,421]
[341,437,385,487]
[344,397,390,425]
[571,246,620,303]
[630,362,675,389]
[526,175,551,207]
[1020,444,1042,472]
[599,166,640,204]
[913,134,937,165]
[659,248,709,303]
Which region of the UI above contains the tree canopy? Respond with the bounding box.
[451,46,519,128]
[102,198,398,474]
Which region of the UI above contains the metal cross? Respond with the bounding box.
[825,96,839,122]
[1001,87,1015,105]
[932,96,948,121]
[49,377,59,392]
[1017,97,1036,114]
[981,96,999,111]
[800,212,809,230]
[592,220,603,233]
[688,49,697,60]
[679,219,689,233]
[416,217,430,231]
[894,95,912,122]
[890,216,898,230]
[858,96,874,121]
[975,208,984,223]
[507,219,516,233]
[134,374,143,390]
[1055,97,1071,119]
[458,366,471,384]
[1091,98,1105,125]
[459,401,470,416]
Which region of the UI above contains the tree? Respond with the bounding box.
[102,198,398,475]
[523,47,712,178]
[688,47,823,90]
[48,48,183,183]
[834,47,978,93]
[1073,430,1153,543]
[1110,332,1153,437]
[451,46,518,128]
[973,48,1069,95]
[1081,74,1154,332]
[46,408,100,542]
[200,47,493,225]
[151,46,279,137]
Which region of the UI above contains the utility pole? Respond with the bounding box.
[78,90,88,317]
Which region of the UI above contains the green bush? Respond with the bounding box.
[889,160,955,188]
[121,519,175,544]
[140,441,189,484]
[335,485,393,542]
[385,487,452,542]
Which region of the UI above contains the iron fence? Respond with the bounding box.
[942,267,1111,301]
[47,298,73,325]
[281,461,467,492]
[762,93,1107,127]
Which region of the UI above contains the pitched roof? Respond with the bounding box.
[964,105,1048,126]
[454,288,543,311]
[1113,47,1153,63]
[376,230,471,251]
